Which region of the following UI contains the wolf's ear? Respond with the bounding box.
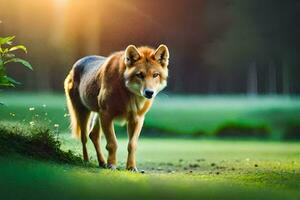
[124,45,141,66]
[153,44,169,67]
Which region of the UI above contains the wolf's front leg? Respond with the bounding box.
[100,114,118,170]
[126,116,144,171]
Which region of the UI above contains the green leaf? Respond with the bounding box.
[3,53,15,59]
[0,59,3,68]
[0,48,9,54]
[0,69,5,77]
[5,76,20,85]
[4,58,33,70]
[0,76,15,87]
[0,60,4,75]
[0,36,15,45]
[9,45,27,53]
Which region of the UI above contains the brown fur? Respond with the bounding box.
[64,44,169,170]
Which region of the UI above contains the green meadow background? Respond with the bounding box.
[1,93,300,140]
[0,93,300,200]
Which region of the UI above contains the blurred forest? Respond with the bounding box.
[0,0,299,94]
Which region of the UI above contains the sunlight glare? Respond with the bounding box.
[53,0,69,9]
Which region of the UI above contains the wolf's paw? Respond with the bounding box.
[127,167,139,172]
[99,162,107,169]
[107,164,117,170]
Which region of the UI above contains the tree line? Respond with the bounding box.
[0,0,299,94]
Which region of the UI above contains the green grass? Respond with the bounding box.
[1,93,300,139]
[1,154,299,200]
[0,121,300,200]
[0,121,82,164]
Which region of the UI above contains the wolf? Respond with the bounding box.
[64,44,169,171]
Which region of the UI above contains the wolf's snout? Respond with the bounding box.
[144,89,154,99]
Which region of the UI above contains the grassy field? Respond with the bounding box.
[0,93,300,200]
[1,124,300,200]
[1,93,300,139]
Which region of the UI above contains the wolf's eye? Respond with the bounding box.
[136,72,145,79]
[153,72,160,78]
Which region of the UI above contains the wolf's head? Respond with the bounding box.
[123,44,169,99]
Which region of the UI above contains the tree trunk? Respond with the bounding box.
[282,61,290,95]
[268,62,277,94]
[247,61,258,96]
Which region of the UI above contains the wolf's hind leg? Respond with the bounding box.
[77,109,90,162]
[89,113,106,168]
[64,72,90,162]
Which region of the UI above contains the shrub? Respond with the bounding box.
[0,36,32,87]
[0,121,82,165]
[215,122,270,138]
[283,122,300,140]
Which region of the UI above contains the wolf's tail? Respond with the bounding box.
[64,70,81,139]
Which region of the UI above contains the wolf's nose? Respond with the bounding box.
[144,89,154,99]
